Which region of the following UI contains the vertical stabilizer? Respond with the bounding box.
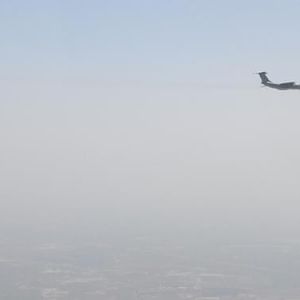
[258,72,271,84]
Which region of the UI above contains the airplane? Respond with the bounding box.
[257,72,300,90]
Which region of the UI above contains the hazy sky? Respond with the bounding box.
[1,0,300,238]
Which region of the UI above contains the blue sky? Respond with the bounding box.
[2,1,300,231]
[1,0,300,82]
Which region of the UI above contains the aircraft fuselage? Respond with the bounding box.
[263,82,300,90]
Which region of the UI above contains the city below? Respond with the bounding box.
[1,227,300,300]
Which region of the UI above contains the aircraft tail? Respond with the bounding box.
[258,72,271,84]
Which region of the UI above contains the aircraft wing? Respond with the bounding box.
[279,82,295,88]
